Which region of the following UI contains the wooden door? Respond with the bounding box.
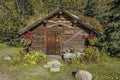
[46,31,61,55]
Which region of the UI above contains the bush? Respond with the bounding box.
[84,46,102,63]
[63,47,105,64]
[15,51,46,67]
[1,28,23,47]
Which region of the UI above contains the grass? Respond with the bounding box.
[0,43,120,80]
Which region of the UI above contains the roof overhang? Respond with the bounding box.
[19,8,102,35]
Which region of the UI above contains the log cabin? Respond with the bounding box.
[19,8,102,55]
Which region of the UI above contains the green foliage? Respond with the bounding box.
[37,0,83,14]
[97,0,120,57]
[16,51,46,67]
[0,0,26,46]
[83,1,98,17]
[89,38,98,45]
[0,0,119,57]
[105,26,120,57]
[2,28,22,46]
[104,0,120,57]
[15,0,34,18]
[83,0,109,18]
[0,43,120,80]
[66,47,105,64]
[95,35,108,52]
[85,47,102,63]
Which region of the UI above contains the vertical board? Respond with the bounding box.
[46,31,61,55]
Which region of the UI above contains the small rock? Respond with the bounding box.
[43,64,52,68]
[63,53,72,59]
[43,59,62,72]
[1,54,13,60]
[76,52,85,58]
[75,70,92,80]
[50,66,60,72]
[71,53,76,58]
[47,59,62,66]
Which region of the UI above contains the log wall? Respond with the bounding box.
[28,13,89,54]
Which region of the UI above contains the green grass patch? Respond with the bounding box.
[0,43,120,80]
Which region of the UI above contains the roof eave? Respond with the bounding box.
[19,8,62,35]
[19,8,102,35]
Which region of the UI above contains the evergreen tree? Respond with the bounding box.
[0,0,25,45]
[83,0,98,17]
[15,0,33,18]
[102,0,120,57]
[39,0,83,14]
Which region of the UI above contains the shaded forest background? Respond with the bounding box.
[0,0,119,56]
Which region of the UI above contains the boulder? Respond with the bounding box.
[75,70,92,80]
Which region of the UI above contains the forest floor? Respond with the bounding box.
[0,43,120,80]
